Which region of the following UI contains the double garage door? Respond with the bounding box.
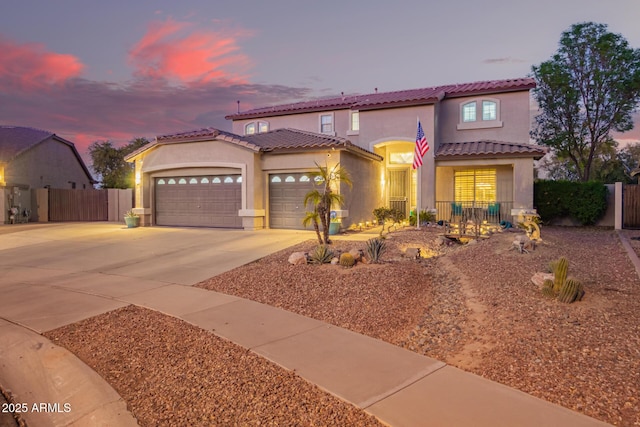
[269,172,315,229]
[155,175,242,228]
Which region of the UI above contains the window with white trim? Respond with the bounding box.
[457,98,502,130]
[482,101,497,121]
[320,113,334,134]
[462,102,476,122]
[245,121,269,135]
[350,111,359,132]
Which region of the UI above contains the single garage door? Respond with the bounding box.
[155,175,242,228]
[269,172,315,229]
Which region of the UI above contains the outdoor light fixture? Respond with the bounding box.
[135,172,141,185]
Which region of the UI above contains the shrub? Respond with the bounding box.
[534,180,608,225]
[365,238,387,263]
[410,210,436,226]
[309,245,334,264]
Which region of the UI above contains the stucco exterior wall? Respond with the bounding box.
[135,139,260,227]
[232,109,353,140]
[5,138,92,189]
[437,91,532,144]
[339,151,383,228]
[435,158,533,214]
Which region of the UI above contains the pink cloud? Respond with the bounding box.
[0,36,84,90]
[129,18,251,84]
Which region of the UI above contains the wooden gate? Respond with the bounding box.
[48,189,108,221]
[623,184,640,229]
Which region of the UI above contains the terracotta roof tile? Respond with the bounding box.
[127,128,382,161]
[436,141,547,159]
[226,78,535,119]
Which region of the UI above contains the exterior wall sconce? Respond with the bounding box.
[135,172,141,185]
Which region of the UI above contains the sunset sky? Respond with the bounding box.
[1,0,639,163]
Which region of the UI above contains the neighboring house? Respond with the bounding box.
[0,126,95,223]
[126,77,546,230]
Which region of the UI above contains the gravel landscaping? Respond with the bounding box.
[44,226,639,426]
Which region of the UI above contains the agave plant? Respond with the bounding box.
[365,238,387,263]
[309,245,334,264]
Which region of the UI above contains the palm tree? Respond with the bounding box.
[303,162,352,244]
[302,210,323,245]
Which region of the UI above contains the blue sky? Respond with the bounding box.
[1,0,639,156]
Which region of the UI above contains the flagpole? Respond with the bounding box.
[416,116,421,230]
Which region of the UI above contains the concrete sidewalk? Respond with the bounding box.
[0,223,612,426]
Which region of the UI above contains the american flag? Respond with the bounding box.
[412,120,429,169]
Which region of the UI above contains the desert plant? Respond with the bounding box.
[339,252,355,268]
[365,238,387,263]
[543,256,584,303]
[303,162,352,244]
[373,207,391,235]
[124,209,139,218]
[309,245,334,265]
[558,278,585,303]
[410,209,437,226]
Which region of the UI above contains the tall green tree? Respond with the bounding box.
[89,137,149,188]
[532,22,640,181]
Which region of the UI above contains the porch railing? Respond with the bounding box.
[434,201,513,225]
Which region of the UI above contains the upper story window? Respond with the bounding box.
[244,121,269,135]
[320,113,334,135]
[462,102,476,122]
[482,101,497,120]
[457,98,503,130]
[350,111,359,132]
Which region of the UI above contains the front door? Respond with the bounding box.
[389,169,409,217]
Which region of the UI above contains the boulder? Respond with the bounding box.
[288,252,308,265]
[405,248,421,259]
[349,248,363,261]
[531,272,554,289]
[330,257,339,265]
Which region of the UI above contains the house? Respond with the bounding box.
[126,77,546,230]
[0,126,95,223]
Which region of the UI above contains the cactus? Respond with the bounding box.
[365,238,387,263]
[558,279,584,304]
[339,252,356,267]
[309,245,334,265]
[542,279,555,298]
[543,257,585,303]
[551,257,568,293]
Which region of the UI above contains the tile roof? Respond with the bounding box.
[226,77,535,120]
[126,128,382,161]
[0,126,54,162]
[436,141,548,160]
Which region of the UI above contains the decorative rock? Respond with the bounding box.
[288,252,308,265]
[330,257,339,265]
[531,272,554,289]
[349,248,362,261]
[405,248,421,259]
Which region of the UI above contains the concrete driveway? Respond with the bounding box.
[0,222,313,333]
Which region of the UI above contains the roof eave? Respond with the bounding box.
[436,152,546,161]
[355,98,440,112]
[443,83,536,99]
[226,105,352,121]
